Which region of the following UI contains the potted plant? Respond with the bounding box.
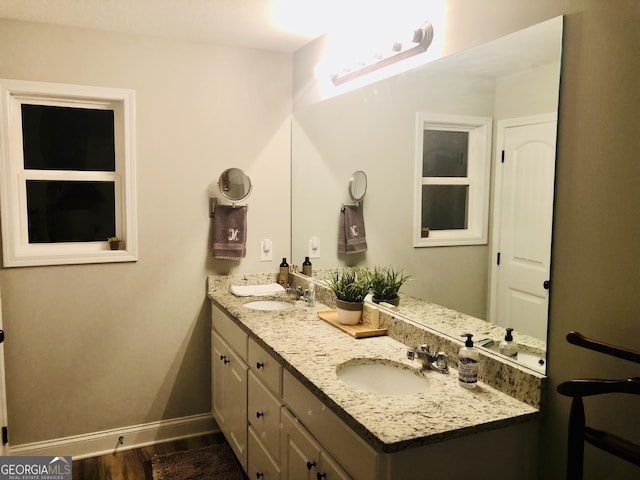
[370,266,410,306]
[107,236,120,250]
[327,268,371,325]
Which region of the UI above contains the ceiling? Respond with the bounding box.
[0,0,347,52]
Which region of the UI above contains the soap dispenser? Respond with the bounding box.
[278,258,289,288]
[458,333,479,389]
[499,327,518,358]
[302,256,312,276]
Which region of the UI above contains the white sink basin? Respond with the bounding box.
[243,300,293,311]
[336,360,428,395]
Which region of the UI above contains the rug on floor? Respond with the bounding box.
[151,443,245,480]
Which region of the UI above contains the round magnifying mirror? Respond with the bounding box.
[218,168,252,202]
[349,171,367,202]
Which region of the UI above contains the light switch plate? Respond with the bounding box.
[309,237,320,259]
[260,239,273,261]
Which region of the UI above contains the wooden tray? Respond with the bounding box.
[317,310,387,338]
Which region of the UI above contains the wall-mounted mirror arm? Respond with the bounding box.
[341,170,367,211]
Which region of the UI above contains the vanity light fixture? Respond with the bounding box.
[330,21,434,85]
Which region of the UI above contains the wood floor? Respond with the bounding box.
[72,433,232,480]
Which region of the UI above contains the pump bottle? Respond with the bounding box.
[278,258,289,288]
[499,327,518,358]
[458,333,479,389]
[302,256,312,276]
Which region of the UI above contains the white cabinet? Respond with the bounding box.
[211,305,249,471]
[247,338,284,479]
[282,370,378,480]
[281,407,351,480]
[210,300,539,480]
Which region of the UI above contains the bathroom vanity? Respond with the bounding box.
[208,274,543,480]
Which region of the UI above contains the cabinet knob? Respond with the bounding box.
[256,473,264,479]
[256,411,264,418]
[306,460,316,470]
[317,473,327,479]
[220,355,230,365]
[256,362,264,369]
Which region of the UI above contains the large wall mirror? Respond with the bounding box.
[291,17,563,372]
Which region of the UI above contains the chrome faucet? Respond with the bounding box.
[407,344,449,373]
[303,283,315,306]
[286,286,303,299]
[286,285,315,306]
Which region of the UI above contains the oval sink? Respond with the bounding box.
[243,300,293,311]
[336,360,428,395]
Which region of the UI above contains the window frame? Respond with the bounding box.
[0,79,137,267]
[413,112,492,247]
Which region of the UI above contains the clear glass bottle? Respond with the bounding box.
[458,333,479,389]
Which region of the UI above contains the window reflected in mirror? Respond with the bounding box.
[421,184,469,232]
[422,130,468,177]
[414,113,491,247]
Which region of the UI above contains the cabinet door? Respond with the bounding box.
[249,426,281,480]
[212,330,249,471]
[281,408,351,480]
[211,331,227,427]
[320,451,352,480]
[281,407,320,480]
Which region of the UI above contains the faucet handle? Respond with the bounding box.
[419,344,429,353]
[434,352,449,371]
[407,349,418,360]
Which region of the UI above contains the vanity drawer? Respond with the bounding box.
[211,302,247,360]
[248,370,283,462]
[249,337,282,396]
[248,426,281,480]
[282,370,377,480]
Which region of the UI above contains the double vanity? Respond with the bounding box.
[208,273,545,480]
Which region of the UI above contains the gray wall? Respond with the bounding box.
[0,19,292,445]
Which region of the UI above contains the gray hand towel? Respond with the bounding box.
[338,204,367,254]
[213,205,247,260]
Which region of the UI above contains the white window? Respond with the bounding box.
[0,79,137,267]
[414,113,491,247]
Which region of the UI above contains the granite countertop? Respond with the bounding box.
[207,274,539,453]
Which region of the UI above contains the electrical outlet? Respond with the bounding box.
[260,239,273,261]
[309,237,320,259]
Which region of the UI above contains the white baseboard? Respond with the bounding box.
[7,413,219,460]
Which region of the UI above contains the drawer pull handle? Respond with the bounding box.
[256,362,265,369]
[256,411,264,418]
[256,473,264,479]
[306,461,316,470]
[317,473,327,479]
